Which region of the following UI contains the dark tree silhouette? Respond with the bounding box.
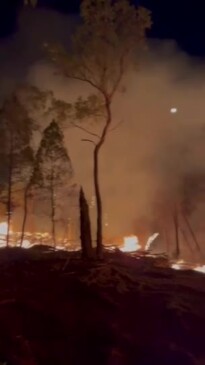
[79,187,93,259]
[30,120,73,246]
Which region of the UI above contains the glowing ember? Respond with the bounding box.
[120,235,141,252]
[194,265,205,274]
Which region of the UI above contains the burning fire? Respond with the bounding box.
[120,235,141,252]
[119,232,159,253]
[171,260,185,270]
[0,221,79,250]
[171,260,205,275]
[0,220,204,277]
[0,221,40,249]
[119,234,205,276]
[194,265,205,274]
[0,222,12,236]
[21,240,34,249]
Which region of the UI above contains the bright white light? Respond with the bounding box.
[56,245,65,251]
[194,265,205,274]
[171,260,185,271]
[21,240,34,249]
[170,107,178,114]
[0,222,11,236]
[120,235,141,252]
[171,263,181,270]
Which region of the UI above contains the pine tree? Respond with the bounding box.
[30,120,73,247]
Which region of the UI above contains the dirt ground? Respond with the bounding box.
[0,246,204,365]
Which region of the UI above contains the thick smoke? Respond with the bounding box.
[1,9,205,254]
[0,8,77,99]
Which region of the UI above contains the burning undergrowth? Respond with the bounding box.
[0,219,204,277]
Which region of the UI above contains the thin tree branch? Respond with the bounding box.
[81,139,96,146]
[96,96,112,150]
[109,50,127,99]
[71,122,100,139]
[100,64,107,91]
[182,213,201,253]
[79,56,99,87]
[64,72,104,96]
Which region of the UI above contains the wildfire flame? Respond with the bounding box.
[0,222,12,236]
[21,239,34,249]
[194,265,205,274]
[171,260,185,270]
[0,220,204,276]
[120,235,141,252]
[0,221,78,250]
[171,260,205,275]
[0,221,36,249]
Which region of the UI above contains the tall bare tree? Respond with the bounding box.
[46,0,151,257]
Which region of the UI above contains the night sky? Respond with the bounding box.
[0,0,205,57]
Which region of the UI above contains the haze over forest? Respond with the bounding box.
[1,8,205,249]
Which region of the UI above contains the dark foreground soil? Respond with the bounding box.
[0,247,204,365]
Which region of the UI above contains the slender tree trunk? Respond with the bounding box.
[20,184,30,247]
[173,208,180,259]
[94,97,112,259]
[6,139,13,247]
[164,228,169,256]
[80,187,93,259]
[50,174,56,248]
[94,146,103,258]
[180,227,194,254]
[183,213,201,253]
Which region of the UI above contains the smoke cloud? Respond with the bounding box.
[1,8,205,254]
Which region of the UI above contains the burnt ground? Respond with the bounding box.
[0,247,204,365]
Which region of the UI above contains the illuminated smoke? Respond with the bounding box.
[1,9,205,257]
